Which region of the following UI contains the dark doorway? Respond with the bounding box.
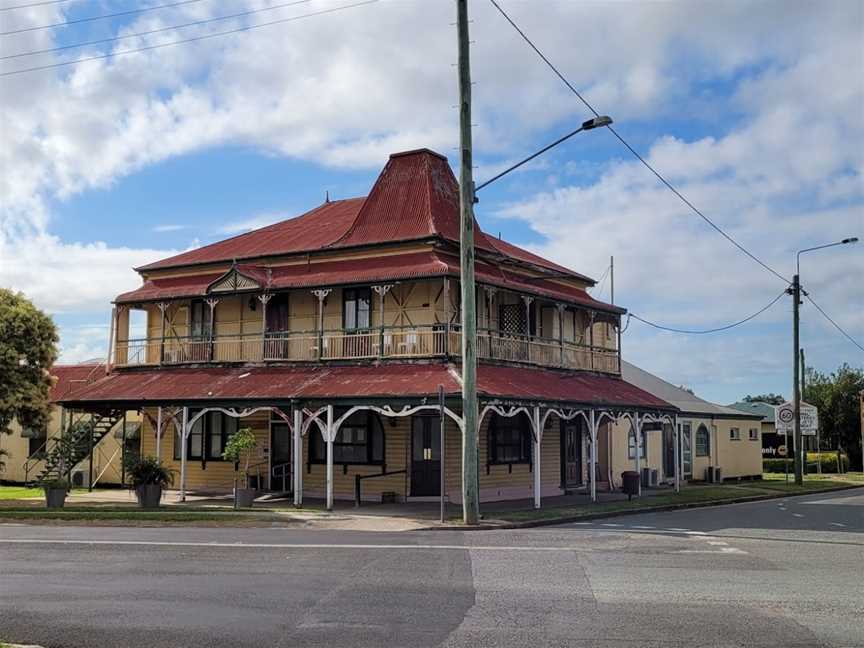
[411,416,440,496]
[662,423,675,479]
[270,422,291,492]
[560,420,583,489]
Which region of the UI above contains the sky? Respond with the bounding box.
[0,0,862,405]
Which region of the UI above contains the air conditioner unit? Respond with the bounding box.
[650,469,659,487]
[641,467,651,487]
[71,469,86,487]
[714,467,723,483]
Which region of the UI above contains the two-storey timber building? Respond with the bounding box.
[60,149,679,509]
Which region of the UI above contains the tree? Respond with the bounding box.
[743,393,785,405]
[0,289,59,443]
[803,363,864,467]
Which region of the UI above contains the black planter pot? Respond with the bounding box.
[136,484,163,508]
[44,488,67,509]
[235,488,256,508]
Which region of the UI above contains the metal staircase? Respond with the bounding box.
[33,413,121,486]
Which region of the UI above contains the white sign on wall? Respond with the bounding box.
[775,402,819,436]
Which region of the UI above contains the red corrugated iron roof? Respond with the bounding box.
[50,363,104,402]
[335,149,497,253]
[58,363,673,411]
[133,150,594,286]
[116,249,621,313]
[136,198,364,272]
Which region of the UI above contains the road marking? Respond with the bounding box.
[684,531,707,536]
[666,527,689,532]
[631,525,655,530]
[0,539,588,552]
[793,513,805,518]
[673,547,748,555]
[708,541,728,546]
[830,522,847,527]
[601,523,622,527]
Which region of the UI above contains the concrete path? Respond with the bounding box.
[1,489,861,647]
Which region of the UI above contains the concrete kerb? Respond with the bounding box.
[424,483,864,531]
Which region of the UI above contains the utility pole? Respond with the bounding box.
[802,348,813,475]
[791,274,803,485]
[610,255,614,304]
[456,0,479,525]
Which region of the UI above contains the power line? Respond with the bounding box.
[1,0,311,61]
[628,288,788,334]
[594,263,611,300]
[804,293,864,352]
[0,0,378,77]
[487,0,791,286]
[0,0,206,36]
[0,0,80,11]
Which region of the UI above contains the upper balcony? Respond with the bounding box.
[110,279,621,375]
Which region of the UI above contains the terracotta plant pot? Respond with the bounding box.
[44,488,67,509]
[136,484,163,508]
[235,488,256,508]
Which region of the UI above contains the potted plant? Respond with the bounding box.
[125,456,174,508]
[42,477,69,509]
[222,427,258,508]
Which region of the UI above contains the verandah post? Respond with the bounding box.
[673,415,680,493]
[533,406,542,509]
[590,409,597,503]
[634,413,642,497]
[180,406,189,502]
[326,405,334,511]
[293,407,303,507]
[155,406,162,463]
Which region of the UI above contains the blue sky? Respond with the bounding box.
[1,0,861,405]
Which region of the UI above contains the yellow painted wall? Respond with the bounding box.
[0,408,133,485]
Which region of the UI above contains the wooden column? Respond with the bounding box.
[532,406,542,509]
[326,405,334,511]
[589,311,596,371]
[205,298,219,361]
[557,303,565,367]
[293,407,303,507]
[372,285,392,357]
[589,410,597,502]
[258,293,272,360]
[311,290,331,361]
[157,302,169,364]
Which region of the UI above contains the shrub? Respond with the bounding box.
[222,428,257,481]
[124,456,174,487]
[40,477,69,490]
[763,453,850,474]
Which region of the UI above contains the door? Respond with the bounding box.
[411,416,440,496]
[662,423,675,479]
[265,294,290,359]
[270,423,291,492]
[560,420,582,488]
[680,423,693,479]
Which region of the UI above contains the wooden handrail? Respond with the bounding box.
[354,469,407,507]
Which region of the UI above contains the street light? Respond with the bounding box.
[790,236,859,485]
[474,115,613,192]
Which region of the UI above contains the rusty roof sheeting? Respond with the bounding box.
[59,364,673,411]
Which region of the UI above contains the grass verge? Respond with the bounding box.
[0,486,42,500]
[0,506,298,526]
[487,477,863,524]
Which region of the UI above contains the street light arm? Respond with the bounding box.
[796,237,859,275]
[475,115,613,193]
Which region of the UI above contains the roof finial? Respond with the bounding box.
[325,190,330,203]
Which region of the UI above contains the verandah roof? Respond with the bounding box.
[58,363,674,411]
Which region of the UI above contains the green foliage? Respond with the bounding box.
[222,427,257,478]
[803,363,864,467]
[0,289,59,437]
[40,476,69,490]
[743,393,785,405]
[764,453,850,474]
[124,455,174,487]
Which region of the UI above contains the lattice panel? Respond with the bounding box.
[499,303,526,334]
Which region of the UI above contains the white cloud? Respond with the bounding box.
[0,0,861,382]
[152,224,188,232]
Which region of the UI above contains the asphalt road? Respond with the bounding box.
[1,488,862,648]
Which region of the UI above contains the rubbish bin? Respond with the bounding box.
[622,470,640,500]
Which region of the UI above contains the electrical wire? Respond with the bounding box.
[1,0,311,61]
[487,0,791,286]
[804,293,864,353]
[0,0,206,36]
[0,0,378,77]
[0,0,80,11]
[594,263,611,300]
[628,288,789,334]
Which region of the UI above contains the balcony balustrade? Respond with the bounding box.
[113,325,620,374]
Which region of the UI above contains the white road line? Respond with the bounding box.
[708,541,729,546]
[684,531,707,536]
[666,527,689,532]
[631,525,655,530]
[673,547,748,555]
[0,539,584,552]
[601,523,623,527]
[793,513,805,518]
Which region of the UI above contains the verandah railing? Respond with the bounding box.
[114,325,620,374]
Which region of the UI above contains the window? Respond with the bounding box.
[627,426,647,460]
[695,424,711,457]
[488,413,532,464]
[28,435,46,458]
[189,299,212,340]
[729,427,741,441]
[174,411,238,461]
[343,288,371,330]
[749,428,759,441]
[309,410,384,465]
